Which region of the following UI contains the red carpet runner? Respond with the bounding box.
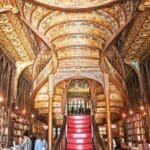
[67,115,93,150]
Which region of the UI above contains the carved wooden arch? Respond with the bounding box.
[140,56,150,101]
[54,73,104,88]
[125,63,141,106]
[14,61,33,101]
[125,62,143,98]
[53,76,104,115]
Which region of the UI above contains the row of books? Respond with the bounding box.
[126,113,145,143]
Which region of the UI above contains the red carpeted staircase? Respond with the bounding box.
[67,115,93,150]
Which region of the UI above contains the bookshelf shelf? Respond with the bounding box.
[0,106,8,148]
[126,112,145,143]
[11,113,30,144]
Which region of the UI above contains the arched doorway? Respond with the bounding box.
[67,79,91,115]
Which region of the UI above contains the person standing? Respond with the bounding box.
[41,134,48,150]
[20,131,32,150]
[30,134,36,150]
[34,133,43,150]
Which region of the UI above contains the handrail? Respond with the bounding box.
[92,115,105,150]
[53,115,67,150]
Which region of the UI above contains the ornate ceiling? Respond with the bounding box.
[0,14,34,61]
[68,79,90,97]
[0,2,35,80]
[121,7,150,61]
[33,0,117,10]
[0,0,149,81]
[20,0,137,77]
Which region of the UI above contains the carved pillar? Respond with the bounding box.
[48,75,54,150]
[88,81,96,114]
[104,74,112,150]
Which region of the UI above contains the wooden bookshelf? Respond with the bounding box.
[0,106,8,148]
[11,113,30,144]
[126,112,145,143]
[98,123,124,139]
[118,120,124,138]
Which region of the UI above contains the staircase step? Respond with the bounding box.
[67,138,92,144]
[68,133,91,138]
[68,128,91,133]
[68,119,90,124]
[68,115,90,120]
[67,144,93,150]
[67,115,93,149]
[68,124,91,128]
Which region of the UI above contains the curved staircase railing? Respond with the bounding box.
[53,115,67,150]
[92,115,105,150]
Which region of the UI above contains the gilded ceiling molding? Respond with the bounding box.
[0,4,19,14]
[33,0,117,10]
[0,12,35,79]
[122,9,150,60]
[0,14,34,61]
[138,0,150,11]
[102,15,135,53]
[0,7,11,14]
[22,0,137,61]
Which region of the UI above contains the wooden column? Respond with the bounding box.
[104,74,112,150]
[48,75,54,150]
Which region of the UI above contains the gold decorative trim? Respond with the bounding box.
[34,0,117,10]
